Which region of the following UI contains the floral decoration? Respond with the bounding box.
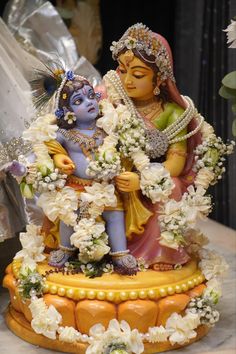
[37,186,78,226]
[14,224,45,265]
[70,218,110,263]
[64,111,77,125]
[29,297,62,339]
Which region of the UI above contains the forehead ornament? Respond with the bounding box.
[123,49,135,66]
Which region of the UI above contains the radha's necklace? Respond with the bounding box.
[135,98,163,121]
[59,127,104,159]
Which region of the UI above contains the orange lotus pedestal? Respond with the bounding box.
[3,258,210,354]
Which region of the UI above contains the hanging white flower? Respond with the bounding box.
[194,167,215,189]
[147,325,169,343]
[80,182,117,207]
[14,224,45,263]
[37,187,78,226]
[30,298,62,339]
[223,19,236,48]
[165,312,200,345]
[71,219,106,245]
[198,249,229,280]
[182,186,212,223]
[184,229,209,255]
[204,278,222,304]
[97,99,120,134]
[20,257,37,275]
[58,326,80,343]
[200,121,215,139]
[140,163,174,203]
[23,113,58,143]
[159,231,184,250]
[131,150,150,171]
[70,219,110,263]
[33,142,54,173]
[87,319,144,354]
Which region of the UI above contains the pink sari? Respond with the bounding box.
[128,118,202,266]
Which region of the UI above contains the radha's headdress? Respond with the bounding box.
[110,23,175,82]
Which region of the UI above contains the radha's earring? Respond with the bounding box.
[153,86,160,96]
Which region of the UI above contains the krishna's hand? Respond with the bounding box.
[53,154,75,175]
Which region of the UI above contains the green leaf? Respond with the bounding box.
[222,71,236,89]
[219,85,236,100]
[232,119,236,137]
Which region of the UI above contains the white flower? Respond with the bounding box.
[200,122,215,139]
[23,114,58,143]
[80,182,117,208]
[33,143,54,173]
[97,100,119,134]
[131,150,150,171]
[20,257,37,275]
[194,167,215,189]
[37,187,78,226]
[58,326,80,343]
[204,278,222,304]
[87,319,144,354]
[140,163,174,203]
[71,219,105,246]
[29,297,48,318]
[79,239,110,263]
[184,229,209,255]
[14,224,45,263]
[198,249,229,280]
[223,20,236,48]
[166,312,200,345]
[70,218,110,262]
[159,231,183,250]
[64,112,76,125]
[183,186,212,222]
[88,203,104,218]
[148,326,169,343]
[31,304,62,339]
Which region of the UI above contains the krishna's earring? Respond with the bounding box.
[153,86,160,96]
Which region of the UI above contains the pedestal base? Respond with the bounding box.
[5,305,210,354]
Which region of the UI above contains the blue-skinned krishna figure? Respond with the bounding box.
[44,72,137,274]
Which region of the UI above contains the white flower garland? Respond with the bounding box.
[158,186,212,250]
[193,122,235,189]
[88,99,174,203]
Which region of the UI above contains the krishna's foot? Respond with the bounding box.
[110,250,138,275]
[48,246,76,268]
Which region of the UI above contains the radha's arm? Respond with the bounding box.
[156,103,187,177]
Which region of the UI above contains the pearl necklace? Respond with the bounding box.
[105,70,204,144]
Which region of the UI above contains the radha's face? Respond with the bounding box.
[69,85,99,123]
[117,52,155,100]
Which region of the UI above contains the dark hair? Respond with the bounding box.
[57,77,93,130]
[117,48,170,104]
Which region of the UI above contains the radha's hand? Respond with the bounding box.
[53,154,75,175]
[115,171,140,192]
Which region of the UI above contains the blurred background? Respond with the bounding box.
[0,0,235,280]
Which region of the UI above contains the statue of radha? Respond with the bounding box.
[102,23,203,270]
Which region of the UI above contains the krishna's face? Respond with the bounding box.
[117,50,155,100]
